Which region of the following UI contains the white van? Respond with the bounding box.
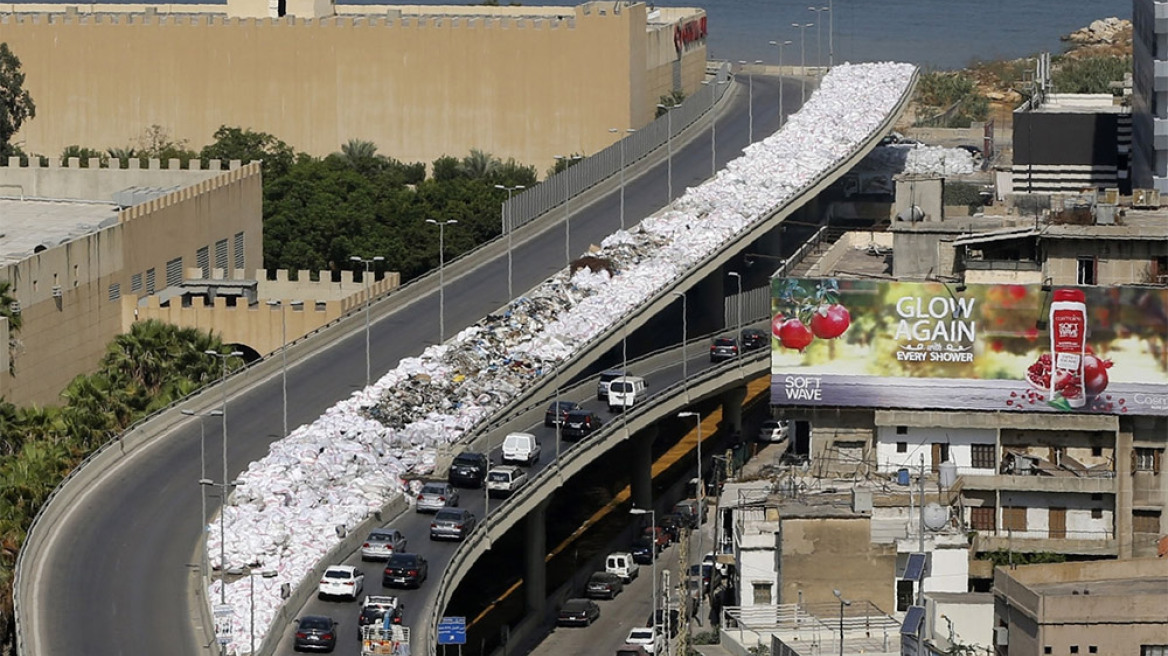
[607,376,646,412]
[501,431,541,465]
[605,552,640,583]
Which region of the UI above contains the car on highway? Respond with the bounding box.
[361,527,407,561]
[293,615,338,652]
[709,336,740,362]
[502,431,542,465]
[740,327,768,350]
[447,451,489,488]
[357,595,403,636]
[562,409,604,441]
[317,565,364,601]
[629,537,656,565]
[486,465,528,498]
[596,368,626,401]
[382,552,429,589]
[624,626,664,654]
[607,375,647,412]
[556,598,601,627]
[758,419,790,443]
[545,400,581,427]
[415,481,460,513]
[585,571,624,599]
[429,507,477,541]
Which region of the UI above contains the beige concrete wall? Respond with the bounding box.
[778,517,897,611]
[0,2,706,174]
[0,164,263,405]
[0,156,233,201]
[1045,239,1168,285]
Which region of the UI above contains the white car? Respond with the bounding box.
[758,419,790,443]
[501,431,541,465]
[486,465,528,498]
[318,565,364,600]
[624,626,664,654]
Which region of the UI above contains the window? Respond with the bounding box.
[1133,510,1161,533]
[1091,446,1103,457]
[215,238,228,274]
[1043,648,1052,655]
[131,272,142,292]
[145,268,156,294]
[971,506,995,531]
[1089,647,1097,654]
[971,444,995,469]
[1134,448,1161,473]
[1091,508,1103,519]
[165,257,183,287]
[931,443,949,472]
[896,442,907,453]
[233,231,245,270]
[108,283,120,302]
[1071,647,1079,654]
[896,426,908,435]
[751,581,771,605]
[196,246,210,279]
[1077,256,1097,285]
[1141,647,1168,656]
[1002,506,1027,532]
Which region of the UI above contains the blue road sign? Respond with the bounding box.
[437,616,467,645]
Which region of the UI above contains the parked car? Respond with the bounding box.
[740,328,768,350]
[605,552,640,583]
[562,410,604,441]
[596,368,627,401]
[672,499,704,528]
[616,646,651,656]
[545,400,581,427]
[415,481,459,513]
[643,526,670,549]
[361,528,407,561]
[382,552,428,589]
[646,609,682,637]
[607,376,647,412]
[293,615,338,652]
[557,598,601,627]
[447,451,489,489]
[658,514,685,543]
[429,507,477,541]
[629,537,656,565]
[758,419,790,443]
[501,431,541,465]
[709,336,740,362]
[624,626,664,654]
[318,565,364,601]
[585,571,624,599]
[486,465,528,498]
[357,596,402,636]
[689,562,713,589]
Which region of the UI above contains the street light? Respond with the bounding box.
[554,155,583,269]
[349,255,384,387]
[670,291,688,403]
[827,0,834,69]
[809,7,829,81]
[727,271,743,378]
[630,507,657,641]
[493,184,525,299]
[701,80,729,178]
[181,408,222,586]
[793,22,813,105]
[656,104,680,203]
[769,40,793,129]
[832,588,851,656]
[265,299,303,438]
[737,61,763,143]
[204,348,241,604]
[199,476,240,607]
[425,219,458,343]
[677,411,703,623]
[608,129,636,230]
[226,565,278,655]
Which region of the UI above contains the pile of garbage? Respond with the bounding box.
[207,61,916,654]
[855,142,978,177]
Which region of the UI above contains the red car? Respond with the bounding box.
[643,526,670,549]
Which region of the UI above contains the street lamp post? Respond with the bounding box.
[737,61,763,143]
[554,155,583,269]
[493,184,525,299]
[182,408,222,586]
[265,299,303,438]
[809,7,829,81]
[677,411,703,622]
[794,22,813,105]
[656,104,680,203]
[670,291,688,403]
[630,507,657,641]
[769,40,792,129]
[349,256,384,387]
[833,588,851,656]
[828,0,834,69]
[227,566,278,655]
[608,129,635,230]
[701,80,728,178]
[728,271,743,378]
[425,219,458,343]
[205,348,241,604]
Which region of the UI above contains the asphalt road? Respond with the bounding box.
[29,73,804,656]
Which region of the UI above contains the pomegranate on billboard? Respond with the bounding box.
[770,279,1168,416]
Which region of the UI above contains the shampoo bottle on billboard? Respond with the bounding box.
[1049,288,1087,408]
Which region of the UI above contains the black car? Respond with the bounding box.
[545,400,581,427]
[585,571,624,600]
[630,537,656,565]
[382,553,429,589]
[740,328,768,351]
[293,615,337,652]
[709,336,739,362]
[429,507,477,541]
[448,451,488,489]
[557,598,601,627]
[561,410,604,441]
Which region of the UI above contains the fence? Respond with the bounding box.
[503,63,732,231]
[723,285,772,330]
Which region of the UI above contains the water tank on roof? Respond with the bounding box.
[938,461,957,489]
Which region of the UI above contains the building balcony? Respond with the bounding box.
[975,533,1117,556]
[1155,60,1168,92]
[960,473,1116,494]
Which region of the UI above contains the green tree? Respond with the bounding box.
[199,125,295,179]
[547,152,584,177]
[135,124,199,166]
[60,145,108,167]
[460,148,501,180]
[0,43,35,159]
[0,280,21,376]
[431,155,463,181]
[1052,55,1131,94]
[655,89,685,117]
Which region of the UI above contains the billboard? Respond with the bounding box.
[770,279,1168,416]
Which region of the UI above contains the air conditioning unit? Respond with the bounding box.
[995,626,1009,646]
[51,285,63,299]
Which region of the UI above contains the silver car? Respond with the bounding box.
[360,527,407,561]
[415,482,459,513]
[429,508,476,541]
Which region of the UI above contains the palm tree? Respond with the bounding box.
[340,139,379,163]
[0,280,21,376]
[460,149,501,180]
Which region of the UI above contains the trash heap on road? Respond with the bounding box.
[208,61,917,654]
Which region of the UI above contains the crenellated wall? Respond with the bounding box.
[0,156,243,202]
[0,2,707,172]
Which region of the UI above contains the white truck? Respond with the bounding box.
[360,621,410,655]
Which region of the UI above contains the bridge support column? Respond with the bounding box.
[630,425,657,510]
[524,498,550,617]
[692,273,725,334]
[722,385,748,438]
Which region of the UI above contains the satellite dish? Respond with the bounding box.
[922,503,948,531]
[896,205,924,222]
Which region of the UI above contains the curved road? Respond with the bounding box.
[28,73,804,656]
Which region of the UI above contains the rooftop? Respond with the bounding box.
[1031,576,1168,598]
[0,199,119,267]
[1023,93,1129,115]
